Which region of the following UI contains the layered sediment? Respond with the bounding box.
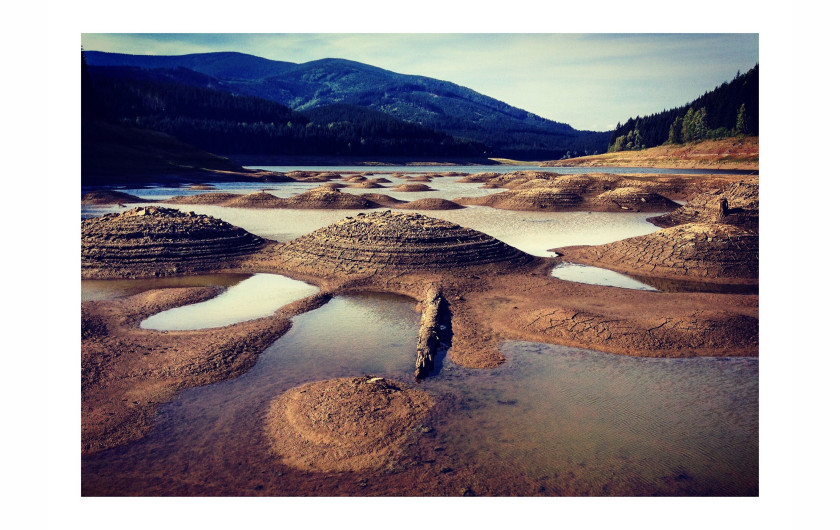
[648,177,758,231]
[272,211,531,275]
[265,377,434,472]
[81,190,149,205]
[555,222,758,284]
[592,187,681,211]
[81,206,264,278]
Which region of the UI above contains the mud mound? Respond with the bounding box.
[82,207,264,278]
[286,171,340,182]
[276,211,530,274]
[403,175,433,182]
[342,175,369,183]
[349,181,385,189]
[397,198,465,210]
[164,192,239,205]
[281,188,379,209]
[369,177,392,184]
[358,193,407,207]
[316,182,347,190]
[187,184,216,190]
[391,183,436,192]
[556,223,758,284]
[594,187,681,211]
[457,188,584,211]
[81,190,149,205]
[265,377,434,472]
[224,191,285,208]
[456,172,500,183]
[648,178,758,231]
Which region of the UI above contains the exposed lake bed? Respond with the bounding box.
[80,165,758,496]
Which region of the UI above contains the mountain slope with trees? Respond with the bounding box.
[84,51,611,159]
[607,65,758,152]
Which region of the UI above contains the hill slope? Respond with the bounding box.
[85,51,611,158]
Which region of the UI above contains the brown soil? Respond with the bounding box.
[264,377,434,472]
[391,183,436,192]
[82,208,759,461]
[396,198,464,210]
[81,190,150,205]
[81,206,265,279]
[648,177,759,231]
[542,137,759,170]
[82,286,330,454]
[554,222,758,285]
[349,181,385,189]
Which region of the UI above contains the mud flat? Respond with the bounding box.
[264,377,434,472]
[82,285,330,454]
[81,208,758,457]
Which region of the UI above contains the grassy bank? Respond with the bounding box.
[542,137,758,171]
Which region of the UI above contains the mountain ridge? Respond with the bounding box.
[84,50,610,158]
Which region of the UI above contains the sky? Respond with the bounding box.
[80,33,758,132]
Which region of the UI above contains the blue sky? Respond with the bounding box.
[81,33,758,132]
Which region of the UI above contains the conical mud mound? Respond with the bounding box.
[280,188,379,209]
[594,187,681,211]
[556,222,758,284]
[81,190,149,205]
[82,206,264,278]
[265,377,434,472]
[276,210,530,275]
[457,188,584,211]
[397,198,464,210]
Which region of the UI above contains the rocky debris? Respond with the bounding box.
[593,187,681,212]
[396,198,464,210]
[81,206,264,278]
[648,177,758,232]
[415,285,448,380]
[555,222,758,284]
[264,376,434,472]
[275,211,531,275]
[81,190,149,205]
[391,183,436,192]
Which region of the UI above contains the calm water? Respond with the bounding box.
[82,292,757,496]
[139,273,318,331]
[82,174,662,257]
[552,262,658,291]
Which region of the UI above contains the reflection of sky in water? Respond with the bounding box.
[139,273,318,331]
[552,262,658,291]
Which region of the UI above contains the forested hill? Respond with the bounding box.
[607,65,758,152]
[84,51,611,159]
[87,64,484,158]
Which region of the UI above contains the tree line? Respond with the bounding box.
[608,65,758,152]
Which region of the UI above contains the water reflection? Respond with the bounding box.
[139,273,319,331]
[552,262,658,291]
